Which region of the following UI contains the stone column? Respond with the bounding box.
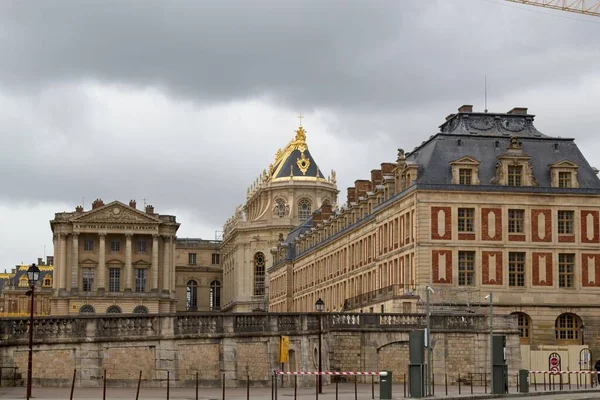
[162,236,170,293]
[152,234,159,291]
[59,233,67,290]
[171,236,177,293]
[97,233,106,292]
[52,234,59,290]
[125,234,133,292]
[71,233,79,291]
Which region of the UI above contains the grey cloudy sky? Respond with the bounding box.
[1,0,600,268]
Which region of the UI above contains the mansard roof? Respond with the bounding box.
[408,107,600,189]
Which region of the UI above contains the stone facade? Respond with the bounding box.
[0,257,54,317]
[221,124,338,312]
[49,200,180,314]
[269,106,600,359]
[0,312,518,388]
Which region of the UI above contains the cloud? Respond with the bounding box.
[2,0,600,268]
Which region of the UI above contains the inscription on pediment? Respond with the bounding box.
[75,204,159,224]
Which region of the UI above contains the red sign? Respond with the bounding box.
[549,352,561,373]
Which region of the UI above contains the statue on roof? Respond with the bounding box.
[331,169,337,184]
[295,126,307,142]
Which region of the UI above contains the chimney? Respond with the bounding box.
[354,179,372,199]
[312,210,323,227]
[47,256,54,266]
[321,202,333,221]
[92,198,104,209]
[507,107,528,115]
[347,187,356,205]
[370,169,383,186]
[145,204,155,214]
[37,257,43,266]
[75,205,84,214]
[458,105,473,113]
[129,199,137,209]
[381,163,396,175]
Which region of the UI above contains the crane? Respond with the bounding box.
[505,0,600,17]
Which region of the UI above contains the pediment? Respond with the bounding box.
[550,160,578,169]
[106,259,124,266]
[450,156,480,165]
[133,259,151,267]
[81,259,96,266]
[72,201,161,224]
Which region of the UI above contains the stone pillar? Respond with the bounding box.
[97,233,106,292]
[59,233,67,290]
[152,234,159,291]
[71,233,79,291]
[162,236,170,293]
[52,234,59,290]
[125,234,133,292]
[171,236,177,293]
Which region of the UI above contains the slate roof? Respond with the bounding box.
[269,126,328,182]
[439,108,546,137]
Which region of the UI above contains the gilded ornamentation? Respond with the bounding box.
[296,152,310,175]
[294,126,307,142]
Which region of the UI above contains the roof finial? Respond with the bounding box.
[298,113,304,127]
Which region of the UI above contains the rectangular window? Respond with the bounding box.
[212,253,220,265]
[509,252,525,287]
[559,253,575,288]
[458,208,474,232]
[83,239,94,251]
[110,240,120,252]
[109,268,121,292]
[188,253,197,265]
[508,209,525,233]
[136,240,147,253]
[508,165,522,186]
[459,169,472,185]
[558,210,574,234]
[82,267,94,292]
[135,269,147,293]
[558,172,572,188]
[458,251,475,286]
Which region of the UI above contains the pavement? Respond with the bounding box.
[1,384,600,400]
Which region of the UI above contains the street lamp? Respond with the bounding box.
[425,286,434,397]
[485,293,493,394]
[315,298,325,394]
[26,263,40,400]
[581,324,585,346]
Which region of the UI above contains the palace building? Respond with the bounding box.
[269,105,600,352]
[221,123,338,312]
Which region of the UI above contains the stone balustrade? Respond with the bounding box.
[0,312,505,345]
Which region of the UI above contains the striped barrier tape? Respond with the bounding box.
[274,371,380,376]
[530,371,600,375]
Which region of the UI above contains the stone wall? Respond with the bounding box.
[0,312,519,388]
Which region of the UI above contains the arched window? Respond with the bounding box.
[253,253,266,296]
[512,312,532,344]
[106,305,122,314]
[210,280,221,310]
[298,199,312,220]
[43,275,52,287]
[133,306,149,314]
[186,280,198,311]
[18,276,29,287]
[275,199,286,217]
[79,305,95,314]
[555,313,582,343]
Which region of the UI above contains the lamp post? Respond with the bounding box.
[581,324,585,346]
[425,286,434,397]
[26,263,40,400]
[315,298,325,394]
[485,293,493,394]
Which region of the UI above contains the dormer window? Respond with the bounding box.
[550,160,579,188]
[558,172,571,188]
[459,169,472,185]
[450,156,480,185]
[507,165,522,186]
